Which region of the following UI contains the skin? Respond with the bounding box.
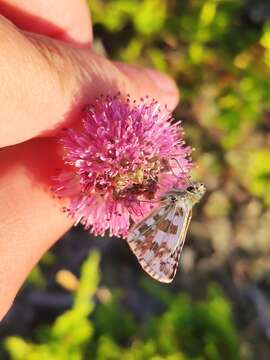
[0,0,179,320]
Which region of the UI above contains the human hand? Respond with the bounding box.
[0,0,179,319]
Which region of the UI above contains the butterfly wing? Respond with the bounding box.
[127,202,192,283]
[165,208,192,282]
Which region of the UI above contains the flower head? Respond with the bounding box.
[53,95,192,237]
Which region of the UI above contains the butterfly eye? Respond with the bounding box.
[186,186,194,192]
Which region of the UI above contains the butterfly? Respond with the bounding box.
[127,182,206,283]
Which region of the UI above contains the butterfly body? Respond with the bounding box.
[127,182,206,283]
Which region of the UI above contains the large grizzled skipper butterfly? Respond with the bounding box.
[127,183,206,283]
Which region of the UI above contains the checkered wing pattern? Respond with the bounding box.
[127,203,192,283]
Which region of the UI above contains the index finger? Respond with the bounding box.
[0,0,92,46]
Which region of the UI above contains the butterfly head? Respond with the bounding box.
[161,182,205,205]
[186,182,206,202]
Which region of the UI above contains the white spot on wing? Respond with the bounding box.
[155,230,166,245]
[144,250,155,263]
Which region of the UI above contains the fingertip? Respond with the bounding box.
[114,62,179,110]
[144,68,179,96]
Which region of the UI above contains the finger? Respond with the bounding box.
[0,0,92,46]
[0,138,73,320]
[114,62,179,109]
[0,19,179,147]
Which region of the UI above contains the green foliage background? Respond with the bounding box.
[2,1,270,359]
[5,252,240,360]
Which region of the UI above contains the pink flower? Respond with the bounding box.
[53,95,192,237]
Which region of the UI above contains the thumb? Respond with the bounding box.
[112,62,179,110]
[65,50,179,124]
[0,18,179,147]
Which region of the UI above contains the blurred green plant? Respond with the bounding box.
[88,0,166,35]
[227,148,270,206]
[4,252,240,360]
[27,266,46,289]
[5,251,100,360]
[27,252,56,289]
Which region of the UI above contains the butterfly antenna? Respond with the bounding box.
[138,198,160,204]
[171,157,193,185]
[168,163,180,179]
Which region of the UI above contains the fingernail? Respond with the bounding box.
[145,69,178,94]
